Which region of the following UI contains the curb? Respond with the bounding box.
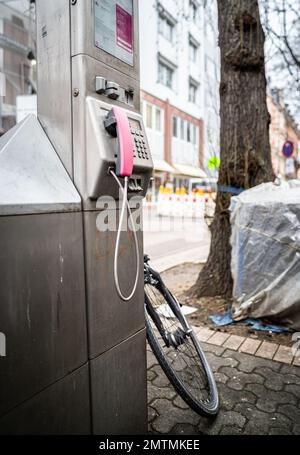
[193,326,300,367]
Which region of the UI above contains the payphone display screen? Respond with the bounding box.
[94,0,134,66]
[129,119,141,131]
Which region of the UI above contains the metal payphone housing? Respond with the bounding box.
[85,97,153,199]
[0,0,152,434]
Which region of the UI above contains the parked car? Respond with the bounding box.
[188,178,217,194]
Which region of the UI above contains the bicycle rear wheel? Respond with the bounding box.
[145,280,219,417]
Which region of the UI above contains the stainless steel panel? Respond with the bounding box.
[36,0,73,176]
[72,54,140,112]
[83,210,145,358]
[71,54,140,136]
[71,0,140,82]
[0,365,91,435]
[0,115,81,216]
[0,213,87,416]
[90,329,147,435]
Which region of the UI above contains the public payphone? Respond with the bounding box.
[85,97,153,301]
[85,98,152,199]
[0,0,152,435]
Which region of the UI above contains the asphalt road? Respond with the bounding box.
[143,206,211,271]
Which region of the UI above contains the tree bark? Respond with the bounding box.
[193,0,274,298]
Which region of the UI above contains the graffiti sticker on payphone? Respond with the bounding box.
[95,0,134,66]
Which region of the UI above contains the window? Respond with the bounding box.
[184,122,197,144]
[189,40,198,63]
[146,104,153,129]
[192,124,197,145]
[187,122,191,143]
[189,78,199,104]
[189,0,198,23]
[155,108,162,132]
[12,15,24,28]
[173,116,178,137]
[189,35,199,63]
[180,119,185,140]
[158,11,175,42]
[158,59,174,88]
[145,103,163,131]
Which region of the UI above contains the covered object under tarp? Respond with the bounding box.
[230,180,300,330]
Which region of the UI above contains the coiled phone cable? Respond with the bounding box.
[110,170,140,302]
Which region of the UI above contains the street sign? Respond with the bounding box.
[282,141,294,158]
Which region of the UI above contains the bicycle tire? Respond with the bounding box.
[145,281,219,417]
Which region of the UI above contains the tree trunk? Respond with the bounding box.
[193,0,274,298]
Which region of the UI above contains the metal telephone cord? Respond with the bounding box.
[110,169,140,302]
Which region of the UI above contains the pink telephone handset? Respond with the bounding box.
[104,105,139,302]
[112,106,134,177]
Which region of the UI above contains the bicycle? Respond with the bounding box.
[144,254,219,417]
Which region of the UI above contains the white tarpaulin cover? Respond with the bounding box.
[230,180,300,330]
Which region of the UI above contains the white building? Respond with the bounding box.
[139,0,220,196]
[0,0,35,134]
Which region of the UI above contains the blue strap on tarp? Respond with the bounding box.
[217,185,244,195]
[209,310,291,334]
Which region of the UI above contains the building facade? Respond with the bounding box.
[139,0,220,198]
[0,2,35,135]
[268,93,300,179]
[3,2,299,187]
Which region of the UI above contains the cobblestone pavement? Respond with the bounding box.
[147,342,300,435]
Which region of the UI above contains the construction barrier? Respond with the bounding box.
[156,187,215,218]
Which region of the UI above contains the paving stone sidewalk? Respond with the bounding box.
[147,338,300,435]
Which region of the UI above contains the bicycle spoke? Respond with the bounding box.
[145,282,211,404]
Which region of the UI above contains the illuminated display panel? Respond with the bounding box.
[95,0,134,66]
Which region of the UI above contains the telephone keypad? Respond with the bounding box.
[131,128,149,161]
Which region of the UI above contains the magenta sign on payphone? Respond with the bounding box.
[116,4,133,54]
